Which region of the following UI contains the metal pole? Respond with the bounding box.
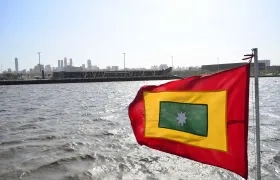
[253,48,261,180]
[38,52,41,74]
[123,53,126,70]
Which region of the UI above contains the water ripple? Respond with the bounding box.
[0,79,279,180]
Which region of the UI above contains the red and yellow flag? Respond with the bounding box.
[128,63,250,179]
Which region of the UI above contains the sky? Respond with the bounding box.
[0,0,279,71]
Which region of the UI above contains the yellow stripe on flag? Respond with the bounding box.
[143,91,228,152]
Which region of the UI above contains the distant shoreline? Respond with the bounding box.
[0,76,180,86]
[0,74,279,86]
[250,75,280,78]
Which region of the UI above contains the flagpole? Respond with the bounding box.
[253,48,261,180]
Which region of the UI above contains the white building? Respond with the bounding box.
[87,59,92,69]
[111,66,119,71]
[45,65,52,72]
[60,60,63,69]
[159,64,168,70]
[64,57,67,67]
[151,65,158,70]
[69,58,73,67]
[259,60,270,67]
[33,64,44,74]
[92,65,99,70]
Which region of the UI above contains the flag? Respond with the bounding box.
[128,63,250,179]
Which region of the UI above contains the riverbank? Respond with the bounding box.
[255,75,280,77]
[0,76,180,86]
[1,74,279,86]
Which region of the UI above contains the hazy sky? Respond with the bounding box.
[0,0,279,71]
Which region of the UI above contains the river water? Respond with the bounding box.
[0,78,279,180]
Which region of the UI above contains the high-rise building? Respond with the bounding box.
[259,60,270,67]
[159,64,168,70]
[92,65,99,70]
[61,60,64,67]
[111,66,119,71]
[151,65,158,70]
[45,65,52,72]
[15,57,19,72]
[58,60,60,68]
[87,59,92,69]
[33,64,44,74]
[64,57,67,67]
[69,58,73,67]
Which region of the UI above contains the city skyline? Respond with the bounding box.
[1,0,280,71]
[1,56,176,73]
[0,55,202,73]
[2,55,275,74]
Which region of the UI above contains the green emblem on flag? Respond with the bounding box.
[159,101,208,137]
